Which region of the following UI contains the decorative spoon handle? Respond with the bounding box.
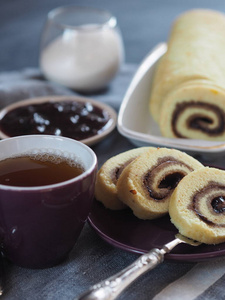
[76,237,184,300]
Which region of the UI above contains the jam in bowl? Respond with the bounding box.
[0,95,117,146]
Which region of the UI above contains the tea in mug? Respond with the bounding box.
[0,153,85,187]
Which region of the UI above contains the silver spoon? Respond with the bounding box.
[75,234,200,300]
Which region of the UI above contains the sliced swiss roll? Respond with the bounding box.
[117,148,203,220]
[169,167,225,244]
[159,80,225,141]
[149,9,225,141]
[95,147,156,210]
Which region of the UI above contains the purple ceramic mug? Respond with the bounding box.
[0,135,97,269]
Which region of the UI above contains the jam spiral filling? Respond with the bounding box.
[143,157,193,201]
[172,101,225,138]
[192,182,225,227]
[112,158,136,185]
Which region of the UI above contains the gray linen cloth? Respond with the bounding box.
[0,65,225,300]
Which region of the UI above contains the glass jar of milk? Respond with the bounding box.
[39,6,125,92]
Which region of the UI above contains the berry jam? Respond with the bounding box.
[0,100,113,140]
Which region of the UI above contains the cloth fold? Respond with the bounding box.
[0,68,75,109]
[0,65,137,111]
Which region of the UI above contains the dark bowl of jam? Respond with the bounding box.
[0,95,117,145]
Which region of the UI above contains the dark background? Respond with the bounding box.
[1,0,225,71]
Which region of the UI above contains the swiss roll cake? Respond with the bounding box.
[149,9,225,141]
[169,167,225,244]
[95,147,156,210]
[117,148,203,220]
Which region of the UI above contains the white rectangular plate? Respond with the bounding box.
[117,43,225,159]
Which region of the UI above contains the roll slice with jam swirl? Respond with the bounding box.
[95,147,156,210]
[169,167,225,244]
[117,148,203,220]
[159,80,225,141]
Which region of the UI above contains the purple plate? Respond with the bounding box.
[88,199,225,262]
